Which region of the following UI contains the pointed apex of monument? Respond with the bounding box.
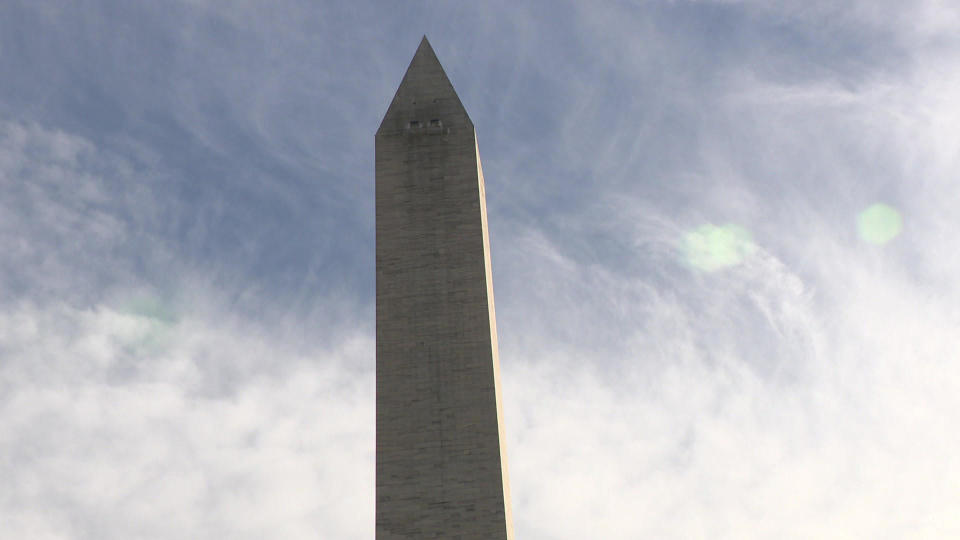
[410,35,440,73]
[415,35,440,61]
[377,37,473,136]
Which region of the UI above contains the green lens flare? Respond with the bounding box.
[682,224,756,272]
[125,296,177,324]
[119,295,178,353]
[857,203,902,245]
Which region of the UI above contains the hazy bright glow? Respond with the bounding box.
[120,295,177,352]
[857,203,903,245]
[123,296,177,324]
[682,224,757,272]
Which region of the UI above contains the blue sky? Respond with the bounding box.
[2,1,960,538]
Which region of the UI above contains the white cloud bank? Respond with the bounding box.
[0,301,374,540]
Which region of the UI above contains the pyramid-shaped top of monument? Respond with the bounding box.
[376,36,474,136]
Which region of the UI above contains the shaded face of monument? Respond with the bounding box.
[375,37,514,540]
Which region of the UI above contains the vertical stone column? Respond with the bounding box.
[375,37,513,540]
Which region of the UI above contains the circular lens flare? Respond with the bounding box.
[119,295,178,353]
[857,203,902,245]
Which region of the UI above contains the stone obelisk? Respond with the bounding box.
[375,37,514,539]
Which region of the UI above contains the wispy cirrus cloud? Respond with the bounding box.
[0,118,374,538]
[487,4,960,536]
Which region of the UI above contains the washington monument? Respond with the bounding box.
[375,37,515,539]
